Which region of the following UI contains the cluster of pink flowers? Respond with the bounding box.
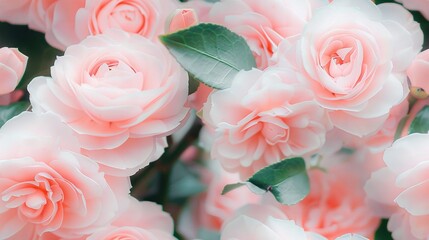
[0,0,428,239]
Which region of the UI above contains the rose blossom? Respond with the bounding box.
[28,0,58,32]
[179,162,261,238]
[0,0,31,25]
[365,133,429,240]
[0,112,123,239]
[28,30,189,177]
[277,154,380,239]
[166,8,198,33]
[408,49,429,99]
[0,47,27,95]
[87,196,175,240]
[197,0,325,69]
[203,68,331,179]
[45,0,177,50]
[280,0,422,137]
[220,204,325,240]
[396,0,429,20]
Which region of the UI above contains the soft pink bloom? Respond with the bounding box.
[166,8,198,33]
[200,0,325,69]
[203,68,331,179]
[0,47,27,95]
[365,133,429,240]
[279,154,380,239]
[87,196,175,240]
[28,30,189,176]
[28,0,58,32]
[179,163,260,238]
[0,0,31,24]
[220,204,325,240]
[0,112,124,239]
[280,0,422,137]
[396,0,429,20]
[408,49,429,98]
[45,0,177,50]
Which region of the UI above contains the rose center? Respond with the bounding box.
[88,59,143,89]
[262,122,289,145]
[109,3,145,33]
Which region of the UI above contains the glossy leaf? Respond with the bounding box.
[248,157,310,205]
[160,23,256,89]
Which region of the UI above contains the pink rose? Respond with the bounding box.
[220,204,325,240]
[179,163,261,238]
[278,153,380,239]
[0,47,27,95]
[28,30,189,176]
[0,0,31,25]
[87,196,175,240]
[203,68,331,179]
[408,49,429,99]
[281,0,422,136]
[28,0,58,32]
[365,133,429,240]
[396,0,429,20]
[166,8,198,33]
[202,0,324,69]
[45,0,177,50]
[0,112,124,239]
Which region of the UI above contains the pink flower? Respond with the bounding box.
[220,204,325,240]
[0,0,31,24]
[0,112,124,239]
[201,0,324,69]
[179,163,260,238]
[278,153,380,239]
[396,0,429,20]
[365,133,429,240]
[281,0,422,136]
[28,30,189,176]
[203,68,331,179]
[0,47,27,95]
[87,196,175,240]
[28,0,58,32]
[45,0,178,50]
[166,8,198,33]
[408,49,429,98]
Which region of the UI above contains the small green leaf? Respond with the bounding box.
[160,23,256,90]
[248,157,310,205]
[168,161,205,200]
[0,101,29,128]
[409,105,429,134]
[221,182,245,195]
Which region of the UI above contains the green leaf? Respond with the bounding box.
[197,228,221,240]
[160,23,256,90]
[409,105,429,134]
[168,161,206,200]
[248,157,310,205]
[221,182,245,195]
[0,101,29,128]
